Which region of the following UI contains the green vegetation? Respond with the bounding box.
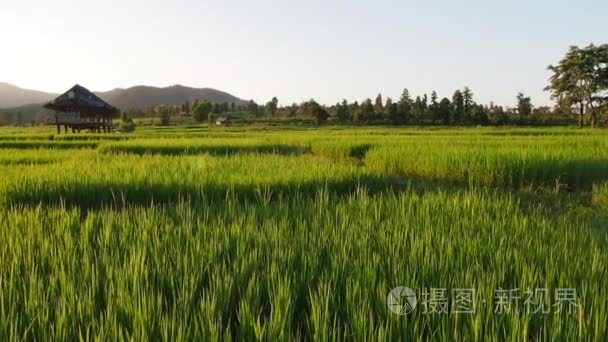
[546,44,608,128]
[192,100,212,123]
[0,125,607,340]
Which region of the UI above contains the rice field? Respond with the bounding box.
[0,125,607,340]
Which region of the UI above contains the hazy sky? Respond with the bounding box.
[1,0,606,106]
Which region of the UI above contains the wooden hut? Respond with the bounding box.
[44,84,119,134]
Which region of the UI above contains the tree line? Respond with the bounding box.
[96,43,608,129]
[124,87,574,127]
[138,88,569,127]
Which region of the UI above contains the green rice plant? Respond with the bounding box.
[0,126,607,340]
[0,134,55,141]
[0,189,606,340]
[305,139,375,160]
[98,138,309,156]
[592,183,608,210]
[54,134,136,141]
[0,140,98,149]
[365,135,608,189]
[0,152,395,208]
[0,148,81,165]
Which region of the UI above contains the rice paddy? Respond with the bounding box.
[0,125,607,340]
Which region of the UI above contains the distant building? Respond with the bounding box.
[44,84,119,134]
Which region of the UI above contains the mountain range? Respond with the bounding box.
[0,82,247,109]
[95,85,247,109]
[0,82,57,108]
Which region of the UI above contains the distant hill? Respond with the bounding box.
[0,82,57,108]
[96,85,247,109]
[0,83,247,125]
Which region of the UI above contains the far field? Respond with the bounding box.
[0,125,607,340]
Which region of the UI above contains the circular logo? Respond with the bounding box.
[387,286,417,315]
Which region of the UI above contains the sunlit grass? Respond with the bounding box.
[0,126,607,340]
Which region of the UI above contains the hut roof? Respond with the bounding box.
[44,84,119,117]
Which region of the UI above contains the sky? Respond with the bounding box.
[1,0,606,107]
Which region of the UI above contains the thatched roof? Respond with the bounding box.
[44,84,119,117]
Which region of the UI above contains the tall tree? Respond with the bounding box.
[247,100,259,116]
[429,91,439,123]
[462,87,474,123]
[266,97,279,116]
[421,94,428,120]
[356,99,374,122]
[430,91,438,105]
[384,97,399,121]
[516,92,532,122]
[412,96,429,123]
[438,98,451,125]
[374,93,384,114]
[335,99,351,122]
[384,97,394,120]
[451,90,464,124]
[397,88,413,124]
[546,44,608,128]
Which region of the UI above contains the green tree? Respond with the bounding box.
[412,96,426,123]
[471,104,490,125]
[288,103,299,116]
[336,100,351,122]
[451,90,464,124]
[374,93,384,114]
[192,101,212,123]
[438,98,452,125]
[384,97,394,120]
[356,99,374,122]
[302,99,328,125]
[247,100,258,116]
[396,88,413,124]
[266,97,279,116]
[421,94,429,121]
[429,91,439,123]
[462,87,474,122]
[516,92,532,123]
[546,44,608,128]
[489,105,509,125]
